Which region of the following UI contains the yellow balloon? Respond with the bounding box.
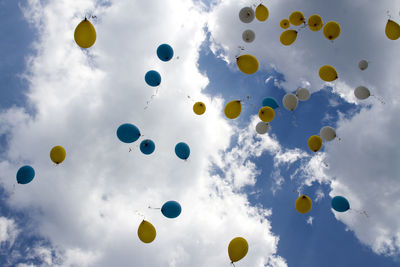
[224,100,242,119]
[323,21,341,41]
[308,14,323,31]
[137,220,156,243]
[385,19,400,40]
[295,195,312,214]
[308,135,323,152]
[74,18,97,48]
[255,4,269,21]
[193,102,206,115]
[280,19,290,29]
[236,54,259,75]
[258,106,275,122]
[50,145,66,164]
[228,237,248,263]
[319,65,338,82]
[289,11,305,26]
[280,30,298,46]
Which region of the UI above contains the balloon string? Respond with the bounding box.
[351,209,369,218]
[134,210,146,219]
[129,144,139,152]
[291,111,298,127]
[242,95,259,113]
[231,262,236,267]
[148,206,161,210]
[387,10,391,20]
[371,95,385,104]
[144,86,161,110]
[292,189,300,197]
[235,46,245,58]
[9,184,16,199]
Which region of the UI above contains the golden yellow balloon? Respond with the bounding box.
[308,135,323,152]
[258,106,275,122]
[319,65,338,82]
[193,102,206,115]
[74,18,97,48]
[295,195,312,214]
[280,19,290,29]
[224,100,242,119]
[280,30,298,46]
[323,21,341,41]
[385,19,400,40]
[289,11,305,26]
[308,14,323,31]
[137,220,156,243]
[236,54,259,75]
[228,237,248,263]
[255,4,269,21]
[50,146,66,164]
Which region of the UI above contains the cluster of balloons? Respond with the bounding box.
[282,87,311,114]
[294,194,350,214]
[306,126,337,153]
[144,43,174,87]
[239,4,269,44]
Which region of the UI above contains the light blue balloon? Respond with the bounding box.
[331,196,350,212]
[157,44,174,62]
[16,165,35,184]
[175,142,190,160]
[145,70,161,87]
[140,139,155,155]
[161,201,181,218]
[262,97,279,109]
[117,123,141,143]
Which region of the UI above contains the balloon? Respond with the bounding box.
[323,21,341,40]
[280,19,290,29]
[74,18,96,48]
[157,44,174,62]
[258,106,275,122]
[137,220,156,243]
[50,146,66,164]
[262,97,279,109]
[224,100,242,119]
[331,196,350,212]
[280,30,298,46]
[282,93,298,111]
[161,200,182,218]
[385,19,400,40]
[354,86,370,100]
[140,139,155,155]
[236,54,259,74]
[295,195,312,214]
[193,102,206,115]
[308,14,323,31]
[239,7,255,23]
[242,29,255,43]
[16,165,35,184]
[308,135,323,152]
[145,70,161,87]
[358,60,368,70]
[228,237,248,263]
[117,123,141,143]
[319,65,338,82]
[255,4,269,21]
[175,142,190,160]
[320,126,336,141]
[296,88,310,101]
[289,11,305,26]
[256,121,270,134]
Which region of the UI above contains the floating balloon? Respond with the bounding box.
[256,121,270,134]
[255,4,269,21]
[308,14,323,31]
[308,135,323,152]
[280,30,298,46]
[193,102,206,115]
[319,65,338,82]
[50,146,66,164]
[320,126,336,141]
[239,7,255,23]
[295,195,312,214]
[323,21,341,40]
[354,86,370,100]
[137,220,156,243]
[242,29,255,43]
[258,106,275,122]
[157,44,174,62]
[296,88,310,101]
[282,93,298,111]
[175,142,190,160]
[74,18,96,48]
[331,196,350,212]
[161,201,182,218]
[236,54,259,74]
[385,19,400,40]
[140,139,155,155]
[145,70,161,87]
[262,97,279,109]
[228,237,248,263]
[358,60,368,70]
[16,165,35,184]
[280,19,290,29]
[117,123,141,143]
[289,11,305,26]
[224,100,242,119]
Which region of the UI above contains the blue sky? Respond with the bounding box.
[1,0,400,266]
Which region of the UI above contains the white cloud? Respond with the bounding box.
[0,217,19,247]
[306,216,314,225]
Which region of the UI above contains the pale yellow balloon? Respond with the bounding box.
[295,195,312,214]
[255,4,269,21]
[193,102,206,115]
[236,54,259,74]
[289,11,305,26]
[258,106,275,122]
[280,19,290,29]
[323,21,341,41]
[50,145,66,164]
[280,30,298,46]
[74,19,96,48]
[385,19,400,40]
[308,14,323,31]
[224,100,242,119]
[228,237,248,263]
[137,220,156,243]
[319,65,338,82]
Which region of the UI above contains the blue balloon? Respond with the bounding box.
[145,70,161,87]
[117,123,141,143]
[262,97,279,109]
[157,44,174,62]
[16,165,35,184]
[175,142,190,160]
[161,200,181,218]
[331,196,350,212]
[140,139,155,155]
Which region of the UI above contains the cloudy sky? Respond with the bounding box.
[0,0,400,266]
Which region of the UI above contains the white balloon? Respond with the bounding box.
[354,86,370,100]
[358,60,368,70]
[242,29,255,43]
[256,121,270,134]
[239,7,255,23]
[296,88,310,101]
[282,93,298,111]
[320,126,336,141]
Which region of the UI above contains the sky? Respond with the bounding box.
[0,0,399,266]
